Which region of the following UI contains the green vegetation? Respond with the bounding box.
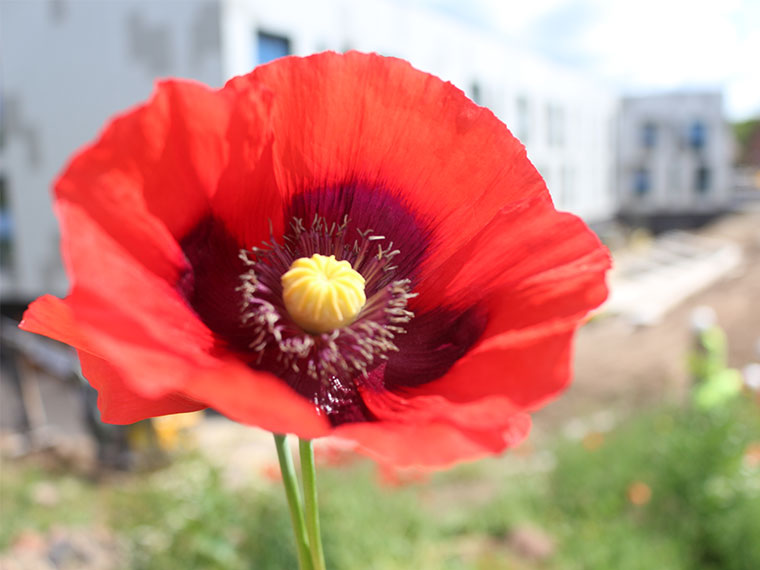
[1,464,103,547]
[546,400,760,570]
[733,118,759,148]
[733,117,760,164]
[2,397,759,569]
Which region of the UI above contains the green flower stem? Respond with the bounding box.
[273,434,314,570]
[299,438,327,570]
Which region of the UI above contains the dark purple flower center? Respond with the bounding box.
[179,184,486,425]
[236,215,416,420]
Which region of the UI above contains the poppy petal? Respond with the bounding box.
[23,288,216,397]
[382,203,608,392]
[21,295,94,355]
[418,329,578,410]
[78,351,205,423]
[55,80,235,281]
[21,202,328,437]
[415,195,610,309]
[46,199,218,383]
[336,390,531,467]
[241,51,543,271]
[181,362,329,438]
[211,78,285,248]
[21,52,612,467]
[23,294,328,436]
[413,211,609,408]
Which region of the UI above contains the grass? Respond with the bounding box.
[2,396,759,569]
[0,462,104,546]
[546,399,760,570]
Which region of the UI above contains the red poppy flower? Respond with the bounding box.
[20,52,610,468]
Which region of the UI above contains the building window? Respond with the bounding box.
[546,104,564,147]
[641,122,657,148]
[689,121,707,149]
[256,31,291,65]
[516,96,530,142]
[695,166,711,193]
[0,175,13,270]
[633,168,650,196]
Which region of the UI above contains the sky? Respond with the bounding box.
[414,0,760,120]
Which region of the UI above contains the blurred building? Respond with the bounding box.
[0,0,225,304]
[617,92,733,230]
[732,118,760,204]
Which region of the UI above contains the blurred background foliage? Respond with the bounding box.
[3,396,758,570]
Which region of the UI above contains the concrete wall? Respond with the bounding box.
[0,0,224,301]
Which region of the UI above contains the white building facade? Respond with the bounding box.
[1,0,224,302]
[1,0,618,303]
[617,92,733,222]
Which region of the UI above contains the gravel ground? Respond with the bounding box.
[0,528,123,570]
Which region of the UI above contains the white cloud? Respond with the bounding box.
[415,0,760,119]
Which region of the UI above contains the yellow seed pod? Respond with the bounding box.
[281,254,367,334]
